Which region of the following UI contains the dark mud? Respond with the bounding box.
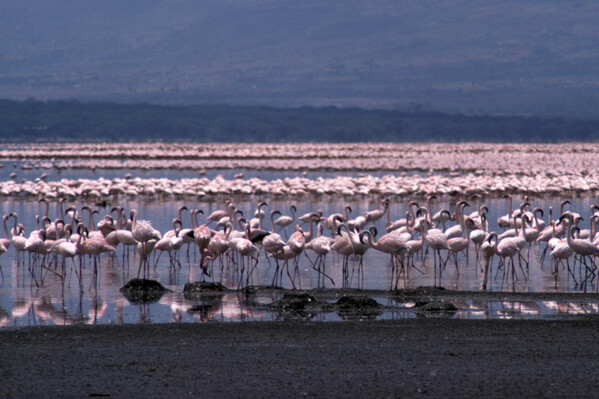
[3,318,599,398]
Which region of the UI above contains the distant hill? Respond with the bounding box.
[0,99,597,143]
[1,1,599,117]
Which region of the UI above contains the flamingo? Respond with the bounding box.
[232,229,259,289]
[497,194,522,228]
[363,198,390,223]
[468,205,489,230]
[111,206,138,261]
[469,213,488,266]
[359,227,408,290]
[39,198,66,240]
[206,200,231,225]
[432,206,453,230]
[326,205,352,232]
[331,224,356,288]
[287,225,306,255]
[405,224,427,272]
[194,210,214,261]
[504,215,530,274]
[566,224,599,288]
[8,213,27,262]
[346,223,370,288]
[561,200,581,222]
[192,209,216,276]
[425,225,450,286]
[216,201,238,228]
[495,235,521,291]
[386,201,418,233]
[522,210,542,263]
[442,216,473,278]
[262,210,286,256]
[81,206,104,240]
[430,209,452,234]
[52,225,79,282]
[249,201,268,230]
[274,205,296,238]
[298,209,322,225]
[97,215,116,237]
[481,232,497,290]
[537,208,563,261]
[389,211,416,242]
[0,242,6,281]
[549,236,575,284]
[0,214,12,251]
[275,215,316,288]
[349,213,368,230]
[76,225,115,287]
[25,226,47,266]
[154,219,185,267]
[268,244,302,288]
[444,200,469,240]
[177,207,196,257]
[130,209,161,277]
[331,221,368,288]
[205,222,232,279]
[304,222,335,287]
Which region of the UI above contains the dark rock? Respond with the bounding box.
[184,281,228,300]
[335,295,383,321]
[416,301,459,318]
[269,292,324,320]
[412,298,431,307]
[393,286,448,306]
[336,295,382,310]
[422,301,458,312]
[275,292,318,310]
[241,285,274,296]
[120,279,169,304]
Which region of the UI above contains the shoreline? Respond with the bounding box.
[3,318,599,398]
[5,286,599,329]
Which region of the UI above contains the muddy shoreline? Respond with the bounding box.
[3,317,599,398]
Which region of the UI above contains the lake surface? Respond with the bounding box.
[0,160,427,182]
[1,168,599,328]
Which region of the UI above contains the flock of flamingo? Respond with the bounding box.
[2,141,599,327]
[0,141,598,295]
[1,191,599,295]
[1,142,599,200]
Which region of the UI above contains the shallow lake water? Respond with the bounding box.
[0,160,425,182]
[1,168,599,328]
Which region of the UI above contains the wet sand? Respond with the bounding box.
[3,318,599,398]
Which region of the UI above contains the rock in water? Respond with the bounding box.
[183,281,228,300]
[269,292,327,320]
[335,295,383,320]
[120,279,169,304]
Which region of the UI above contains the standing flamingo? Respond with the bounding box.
[359,228,408,290]
[130,209,161,278]
[263,210,286,256]
[304,222,335,288]
[566,224,599,289]
[363,198,390,223]
[274,205,296,238]
[481,232,497,290]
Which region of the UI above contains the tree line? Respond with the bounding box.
[0,99,597,142]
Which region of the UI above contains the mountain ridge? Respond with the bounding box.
[1,1,598,117]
